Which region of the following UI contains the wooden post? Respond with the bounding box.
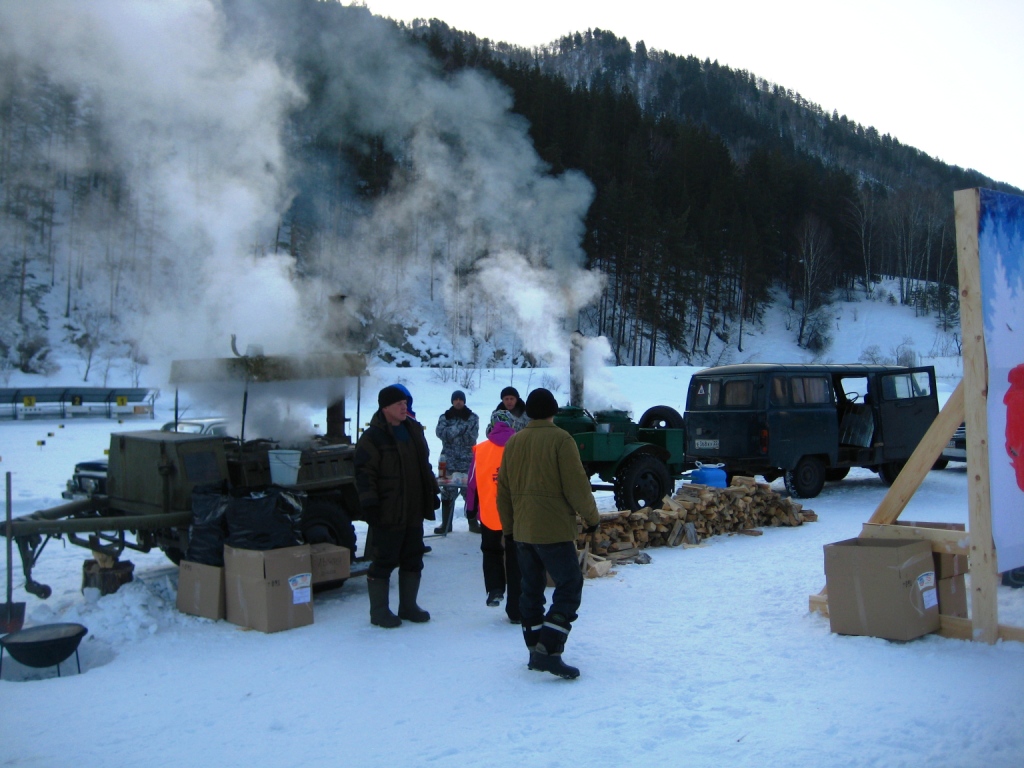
[955,188,999,644]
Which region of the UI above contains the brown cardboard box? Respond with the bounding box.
[176,560,225,620]
[310,543,350,585]
[895,521,969,578]
[224,545,313,633]
[824,538,940,641]
[937,574,969,618]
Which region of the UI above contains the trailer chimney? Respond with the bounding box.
[569,331,585,408]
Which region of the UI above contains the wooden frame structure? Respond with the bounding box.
[809,188,1024,644]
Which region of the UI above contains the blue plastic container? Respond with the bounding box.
[690,462,727,488]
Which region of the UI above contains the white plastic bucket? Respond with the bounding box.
[267,450,302,486]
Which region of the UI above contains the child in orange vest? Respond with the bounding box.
[465,420,520,623]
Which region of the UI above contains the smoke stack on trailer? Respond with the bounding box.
[570,331,586,408]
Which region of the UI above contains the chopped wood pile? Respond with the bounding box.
[579,476,817,571]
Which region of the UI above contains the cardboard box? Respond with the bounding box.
[937,574,969,618]
[310,543,351,585]
[895,521,969,578]
[224,545,313,633]
[824,538,940,641]
[176,560,225,620]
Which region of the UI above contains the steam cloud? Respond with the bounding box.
[0,0,602,379]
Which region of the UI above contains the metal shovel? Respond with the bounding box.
[2,472,26,634]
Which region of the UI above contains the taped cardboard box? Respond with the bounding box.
[938,574,969,618]
[824,538,939,641]
[310,543,350,586]
[895,521,968,578]
[224,544,313,633]
[176,560,225,620]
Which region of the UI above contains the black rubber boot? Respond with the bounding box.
[527,613,579,679]
[367,577,401,628]
[528,650,580,679]
[433,499,454,535]
[397,571,430,623]
[522,617,543,652]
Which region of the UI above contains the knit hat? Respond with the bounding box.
[378,385,407,409]
[500,386,520,400]
[451,390,466,403]
[525,388,558,420]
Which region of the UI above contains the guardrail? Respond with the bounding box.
[0,387,159,420]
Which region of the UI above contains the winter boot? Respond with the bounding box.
[521,617,543,652]
[527,613,579,679]
[434,499,454,535]
[486,590,503,607]
[397,571,430,623]
[367,577,402,628]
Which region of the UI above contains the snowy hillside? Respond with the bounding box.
[2,277,963,398]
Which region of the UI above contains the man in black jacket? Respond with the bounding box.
[354,385,440,628]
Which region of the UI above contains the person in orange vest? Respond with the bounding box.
[464,420,520,623]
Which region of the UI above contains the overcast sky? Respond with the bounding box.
[365,0,1024,191]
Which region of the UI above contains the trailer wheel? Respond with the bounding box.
[878,460,905,487]
[932,458,949,471]
[784,456,826,498]
[614,454,672,511]
[638,405,685,430]
[163,547,184,565]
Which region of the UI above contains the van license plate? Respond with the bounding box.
[694,439,719,450]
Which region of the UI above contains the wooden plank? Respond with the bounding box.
[860,523,970,556]
[938,615,1024,644]
[955,187,999,644]
[866,381,964,526]
[809,589,829,617]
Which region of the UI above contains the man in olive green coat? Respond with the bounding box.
[497,387,600,679]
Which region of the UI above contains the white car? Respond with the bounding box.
[160,417,229,436]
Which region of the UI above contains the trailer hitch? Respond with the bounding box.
[16,534,53,599]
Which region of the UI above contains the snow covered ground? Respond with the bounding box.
[2,361,1024,768]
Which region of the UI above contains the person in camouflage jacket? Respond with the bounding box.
[434,390,479,533]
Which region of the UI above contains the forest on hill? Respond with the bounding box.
[0,0,1009,379]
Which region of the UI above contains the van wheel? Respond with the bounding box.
[614,455,672,511]
[784,456,826,498]
[824,467,850,482]
[878,461,905,486]
[638,405,685,430]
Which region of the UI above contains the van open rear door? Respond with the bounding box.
[875,367,939,461]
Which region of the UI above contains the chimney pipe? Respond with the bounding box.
[569,331,585,408]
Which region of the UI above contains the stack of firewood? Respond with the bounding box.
[580,476,816,560]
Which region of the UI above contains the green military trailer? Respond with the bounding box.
[554,404,689,512]
[7,351,368,600]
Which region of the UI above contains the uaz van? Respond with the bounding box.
[684,363,939,498]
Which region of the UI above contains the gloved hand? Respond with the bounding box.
[431,494,441,511]
[582,523,599,534]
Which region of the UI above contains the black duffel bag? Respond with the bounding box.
[185,482,230,566]
[224,486,305,550]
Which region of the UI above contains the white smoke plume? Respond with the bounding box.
[0,0,603,382]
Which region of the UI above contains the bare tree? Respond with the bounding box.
[794,214,834,347]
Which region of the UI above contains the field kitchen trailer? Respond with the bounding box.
[6,351,367,599]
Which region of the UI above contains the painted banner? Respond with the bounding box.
[978,188,1024,571]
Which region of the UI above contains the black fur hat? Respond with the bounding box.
[525,388,558,420]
